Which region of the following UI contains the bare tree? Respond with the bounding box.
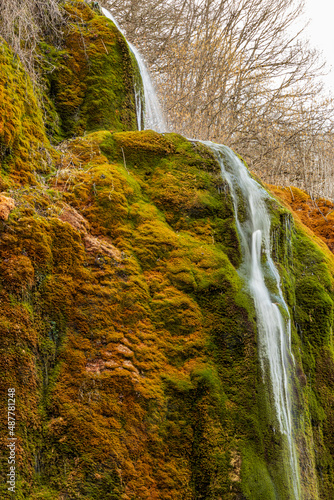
[0,0,64,79]
[2,0,334,197]
[103,0,334,198]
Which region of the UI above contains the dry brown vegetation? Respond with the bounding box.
[103,0,334,199]
[0,0,64,79]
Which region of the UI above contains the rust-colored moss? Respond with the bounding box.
[2,2,334,495]
[0,255,34,293]
[270,185,334,254]
[0,127,255,498]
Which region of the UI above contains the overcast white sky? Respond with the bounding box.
[303,0,334,94]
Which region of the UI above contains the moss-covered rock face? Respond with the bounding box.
[42,1,138,141]
[0,39,52,187]
[0,126,257,499]
[268,188,334,500]
[1,2,334,499]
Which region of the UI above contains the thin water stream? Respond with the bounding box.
[101,7,167,132]
[204,143,301,499]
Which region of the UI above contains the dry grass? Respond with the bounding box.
[0,0,65,80]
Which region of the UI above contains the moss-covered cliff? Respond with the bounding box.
[43,1,138,140]
[1,2,334,499]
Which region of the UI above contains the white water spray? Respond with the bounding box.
[101,7,167,132]
[204,142,301,499]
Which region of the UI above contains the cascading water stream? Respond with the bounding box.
[203,142,301,499]
[100,6,301,496]
[101,7,167,132]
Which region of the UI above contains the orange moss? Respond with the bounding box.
[0,125,258,498]
[5,4,334,495]
[0,255,34,292]
[270,185,334,254]
[63,0,95,22]
[113,130,176,156]
[0,194,15,220]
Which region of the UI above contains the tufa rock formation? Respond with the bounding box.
[1,2,334,499]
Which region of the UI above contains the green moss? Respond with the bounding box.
[262,188,334,499]
[295,276,333,346]
[2,3,334,496]
[0,39,51,185]
[241,445,277,500]
[0,124,259,498]
[47,4,138,139]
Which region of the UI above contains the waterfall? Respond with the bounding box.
[101,7,167,132]
[203,142,301,499]
[100,5,300,496]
